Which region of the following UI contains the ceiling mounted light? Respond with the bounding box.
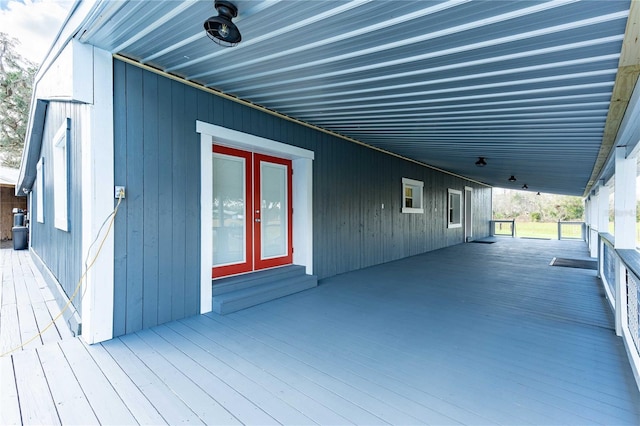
[536,192,541,196]
[508,175,516,182]
[475,157,487,167]
[204,1,241,47]
[522,184,528,190]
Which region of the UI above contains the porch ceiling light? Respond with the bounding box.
[508,175,516,182]
[475,157,487,167]
[522,184,528,190]
[204,1,241,47]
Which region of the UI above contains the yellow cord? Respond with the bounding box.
[1,195,123,357]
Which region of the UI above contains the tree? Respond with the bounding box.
[493,189,585,222]
[0,32,37,168]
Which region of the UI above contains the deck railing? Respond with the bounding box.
[557,221,585,240]
[598,233,640,389]
[628,268,640,354]
[490,220,515,237]
[603,239,616,300]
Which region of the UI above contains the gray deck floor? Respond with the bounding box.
[2,238,639,425]
[0,242,73,357]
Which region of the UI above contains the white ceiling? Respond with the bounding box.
[72,0,635,195]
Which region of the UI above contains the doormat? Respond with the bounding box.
[471,240,495,244]
[550,257,597,270]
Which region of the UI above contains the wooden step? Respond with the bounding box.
[212,272,317,315]
[212,265,307,296]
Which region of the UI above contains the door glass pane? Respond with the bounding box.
[212,154,246,266]
[261,162,287,259]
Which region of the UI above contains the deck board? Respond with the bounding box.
[0,246,72,356]
[135,330,276,425]
[184,314,390,425]
[3,238,640,425]
[100,337,206,424]
[12,349,60,425]
[37,343,100,425]
[0,356,21,425]
[165,320,352,425]
[82,339,168,425]
[151,324,318,425]
[119,332,243,425]
[59,338,138,425]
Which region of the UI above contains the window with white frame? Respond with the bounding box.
[448,188,462,228]
[402,178,424,214]
[36,158,44,223]
[53,119,70,231]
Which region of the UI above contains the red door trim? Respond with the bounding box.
[212,145,253,278]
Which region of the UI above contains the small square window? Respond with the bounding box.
[402,178,424,214]
[448,188,462,228]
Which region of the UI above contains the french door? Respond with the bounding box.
[212,145,293,278]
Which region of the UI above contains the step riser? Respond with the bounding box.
[212,265,306,296]
[212,275,317,315]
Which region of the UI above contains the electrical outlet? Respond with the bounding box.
[115,186,126,199]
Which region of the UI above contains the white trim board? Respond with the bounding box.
[81,47,115,344]
[196,121,315,314]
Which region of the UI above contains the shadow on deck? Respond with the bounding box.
[2,238,639,424]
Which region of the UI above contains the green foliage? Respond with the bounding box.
[0,32,37,168]
[492,189,585,222]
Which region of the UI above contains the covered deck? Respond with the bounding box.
[2,238,639,425]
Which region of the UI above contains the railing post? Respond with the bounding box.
[557,221,561,240]
[511,220,515,237]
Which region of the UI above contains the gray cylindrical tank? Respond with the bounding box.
[12,226,28,250]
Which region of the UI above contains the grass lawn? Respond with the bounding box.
[504,221,640,245]
[516,222,564,239]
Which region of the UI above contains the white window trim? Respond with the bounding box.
[53,119,70,231]
[36,158,44,223]
[402,177,424,214]
[448,188,462,229]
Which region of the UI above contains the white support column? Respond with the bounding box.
[614,147,637,249]
[586,195,598,258]
[598,182,610,234]
[613,147,636,337]
[81,47,115,344]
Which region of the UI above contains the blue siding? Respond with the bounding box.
[30,101,84,315]
[112,60,492,336]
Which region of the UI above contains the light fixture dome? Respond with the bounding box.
[522,184,528,190]
[204,1,241,47]
[508,175,516,182]
[475,157,487,167]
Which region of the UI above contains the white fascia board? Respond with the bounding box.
[617,79,640,158]
[36,40,93,102]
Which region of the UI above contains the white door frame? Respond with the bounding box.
[464,186,473,242]
[196,121,314,314]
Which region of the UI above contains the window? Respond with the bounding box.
[402,178,424,214]
[36,158,44,223]
[53,119,70,231]
[448,188,462,228]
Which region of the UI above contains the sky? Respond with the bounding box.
[0,0,73,64]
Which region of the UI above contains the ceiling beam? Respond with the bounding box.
[585,0,640,196]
